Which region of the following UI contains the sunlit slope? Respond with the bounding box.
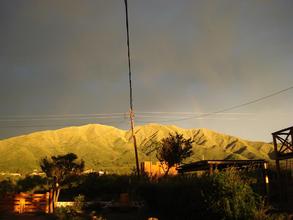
[0,124,274,173]
[133,124,274,164]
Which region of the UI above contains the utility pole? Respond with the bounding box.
[124,0,140,176]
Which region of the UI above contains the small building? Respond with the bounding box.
[141,161,178,176]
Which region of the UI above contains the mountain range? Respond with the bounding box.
[0,124,275,174]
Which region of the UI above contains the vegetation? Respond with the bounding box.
[156,132,194,175]
[0,148,291,219]
[0,178,15,197]
[16,175,48,193]
[54,194,86,220]
[40,153,84,206]
[201,168,261,220]
[139,169,271,220]
[0,167,291,219]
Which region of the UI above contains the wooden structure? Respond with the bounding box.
[177,159,269,195]
[0,192,53,214]
[177,159,268,174]
[272,126,293,201]
[272,126,293,172]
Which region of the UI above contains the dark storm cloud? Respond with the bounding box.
[128,0,293,113]
[0,0,293,140]
[0,0,130,115]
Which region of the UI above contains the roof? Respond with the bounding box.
[177,159,267,173]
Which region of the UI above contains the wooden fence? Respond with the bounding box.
[0,192,53,214]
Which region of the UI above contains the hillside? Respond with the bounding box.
[0,124,275,174]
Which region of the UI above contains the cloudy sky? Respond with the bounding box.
[0,0,293,141]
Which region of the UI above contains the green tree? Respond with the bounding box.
[40,153,84,207]
[156,132,193,176]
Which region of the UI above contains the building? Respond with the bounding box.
[141,161,178,176]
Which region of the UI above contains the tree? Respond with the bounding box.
[156,132,194,176]
[40,153,84,207]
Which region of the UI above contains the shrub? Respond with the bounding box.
[16,175,48,193]
[139,175,205,219]
[54,194,86,220]
[73,194,85,213]
[139,169,270,219]
[201,168,261,220]
[0,179,16,196]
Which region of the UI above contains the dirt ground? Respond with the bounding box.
[0,213,57,220]
[0,211,151,220]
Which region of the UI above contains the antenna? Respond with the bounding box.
[124,0,140,175]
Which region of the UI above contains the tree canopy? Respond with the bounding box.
[40,153,84,206]
[156,132,194,175]
[40,153,84,185]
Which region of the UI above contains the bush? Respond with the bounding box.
[16,175,48,193]
[139,169,269,219]
[201,168,261,220]
[0,179,16,196]
[76,173,144,200]
[54,194,86,220]
[54,207,85,220]
[139,175,205,219]
[73,194,85,213]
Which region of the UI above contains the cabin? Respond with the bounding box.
[141,161,178,176]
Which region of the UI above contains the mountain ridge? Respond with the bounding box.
[0,123,274,174]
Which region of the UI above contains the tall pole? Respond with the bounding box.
[124,0,140,175]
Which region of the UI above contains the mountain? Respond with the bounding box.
[0,124,275,174]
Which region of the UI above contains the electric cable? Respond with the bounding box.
[136,85,293,123]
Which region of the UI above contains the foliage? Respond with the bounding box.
[54,207,85,220]
[73,194,85,213]
[139,169,272,219]
[56,168,272,219]
[156,132,194,175]
[0,175,48,197]
[138,175,205,219]
[201,168,262,220]
[16,175,48,193]
[76,173,144,200]
[253,201,272,220]
[40,153,84,205]
[40,153,84,186]
[0,168,279,219]
[0,179,16,197]
[54,194,85,220]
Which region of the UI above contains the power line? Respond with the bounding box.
[135,113,255,118]
[209,85,293,114]
[135,111,254,115]
[0,119,128,129]
[137,85,293,123]
[0,116,124,122]
[0,112,126,119]
[1,85,291,125]
[0,112,254,122]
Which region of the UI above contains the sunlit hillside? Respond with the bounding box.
[0,124,274,174]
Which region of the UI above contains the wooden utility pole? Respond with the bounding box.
[124,0,140,175]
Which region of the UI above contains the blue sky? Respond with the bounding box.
[0,0,293,141]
